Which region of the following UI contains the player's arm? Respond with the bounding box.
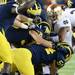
[29,30,52,48]
[13,14,33,29]
[59,27,70,42]
[15,14,33,23]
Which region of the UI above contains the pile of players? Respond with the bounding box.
[0,0,74,75]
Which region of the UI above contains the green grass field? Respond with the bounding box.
[58,54,75,75]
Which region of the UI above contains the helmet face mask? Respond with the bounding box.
[47,4,65,21]
[47,5,59,20]
[54,6,63,15]
[47,5,53,17]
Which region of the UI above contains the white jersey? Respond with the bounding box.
[54,15,72,47]
[54,17,72,32]
[62,8,75,27]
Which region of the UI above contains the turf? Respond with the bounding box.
[58,54,75,75]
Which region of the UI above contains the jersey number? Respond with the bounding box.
[45,48,55,55]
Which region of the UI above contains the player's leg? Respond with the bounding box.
[0,32,12,64]
[0,32,13,75]
[13,48,34,75]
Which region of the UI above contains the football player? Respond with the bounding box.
[0,0,35,74]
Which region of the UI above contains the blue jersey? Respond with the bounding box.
[36,0,44,9]
[36,0,47,21]
[0,0,16,31]
[6,27,33,47]
[26,44,66,68]
[72,0,75,3]
[26,42,72,68]
[26,44,56,66]
[6,22,50,47]
[71,0,75,7]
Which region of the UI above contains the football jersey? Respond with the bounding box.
[62,8,75,27]
[6,22,51,47]
[6,27,33,47]
[26,44,56,66]
[0,0,17,31]
[54,16,72,46]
